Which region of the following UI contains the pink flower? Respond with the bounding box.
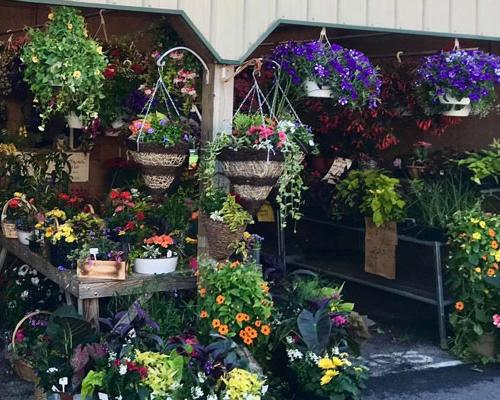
[277,131,287,148]
[189,257,198,272]
[414,141,432,148]
[331,314,348,327]
[493,314,500,328]
[169,51,184,60]
[258,126,274,140]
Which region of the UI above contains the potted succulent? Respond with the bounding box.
[199,190,253,261]
[21,6,107,131]
[272,39,381,108]
[132,234,179,275]
[127,112,191,195]
[416,49,500,117]
[200,113,317,225]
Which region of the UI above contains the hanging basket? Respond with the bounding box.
[304,79,332,98]
[200,213,246,261]
[127,140,189,196]
[10,310,51,383]
[438,94,471,117]
[218,148,284,216]
[1,197,34,239]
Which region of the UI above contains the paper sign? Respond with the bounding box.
[257,201,275,223]
[65,152,90,182]
[322,157,352,185]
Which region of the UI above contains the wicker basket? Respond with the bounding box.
[218,148,284,216]
[127,140,189,196]
[200,213,246,261]
[10,310,51,383]
[1,199,17,238]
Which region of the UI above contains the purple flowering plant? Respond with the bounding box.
[416,49,500,117]
[272,40,381,109]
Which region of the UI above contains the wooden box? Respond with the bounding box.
[77,260,126,280]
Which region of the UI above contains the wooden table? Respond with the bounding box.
[0,237,196,328]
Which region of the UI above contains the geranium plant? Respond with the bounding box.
[21,6,107,129]
[272,40,381,109]
[197,259,274,348]
[416,49,500,117]
[138,234,178,259]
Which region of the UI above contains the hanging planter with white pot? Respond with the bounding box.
[438,94,471,117]
[134,256,178,275]
[304,79,333,98]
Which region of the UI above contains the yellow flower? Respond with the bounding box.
[495,250,500,262]
[471,218,480,224]
[67,23,73,30]
[47,12,54,20]
[73,70,82,79]
[185,237,198,245]
[243,231,251,240]
[65,235,76,243]
[318,358,335,370]
[83,29,88,37]
[472,232,482,240]
[479,221,487,229]
[96,45,103,55]
[118,230,126,236]
[31,55,39,63]
[331,357,344,367]
[320,369,339,385]
[13,192,23,198]
[475,267,482,273]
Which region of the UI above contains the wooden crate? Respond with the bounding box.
[77,260,126,280]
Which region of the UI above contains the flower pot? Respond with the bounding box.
[78,260,127,280]
[200,213,246,261]
[127,140,189,196]
[48,242,77,269]
[66,112,84,129]
[17,230,33,245]
[134,257,178,275]
[438,94,471,117]
[304,79,332,98]
[218,148,284,216]
[471,333,496,358]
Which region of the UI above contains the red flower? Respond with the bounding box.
[131,63,145,74]
[110,49,121,58]
[103,65,117,79]
[124,221,135,231]
[68,197,79,204]
[110,190,120,200]
[120,191,132,201]
[138,366,148,379]
[114,359,121,367]
[14,328,25,344]
[8,198,20,209]
[136,212,145,221]
[58,193,70,202]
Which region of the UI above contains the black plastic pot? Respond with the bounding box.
[48,242,77,269]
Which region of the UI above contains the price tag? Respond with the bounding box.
[89,248,99,259]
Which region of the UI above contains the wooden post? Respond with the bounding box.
[82,298,100,331]
[198,63,235,255]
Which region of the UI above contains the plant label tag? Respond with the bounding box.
[59,377,68,386]
[323,158,352,185]
[89,248,99,259]
[257,201,275,223]
[98,393,109,400]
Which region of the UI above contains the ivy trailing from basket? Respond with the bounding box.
[199,113,317,227]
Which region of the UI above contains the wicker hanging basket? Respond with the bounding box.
[10,310,51,383]
[127,140,189,196]
[218,148,284,216]
[200,213,246,261]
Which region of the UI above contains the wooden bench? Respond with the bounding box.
[0,237,196,329]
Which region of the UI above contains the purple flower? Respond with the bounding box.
[147,128,155,134]
[57,265,66,271]
[159,119,167,126]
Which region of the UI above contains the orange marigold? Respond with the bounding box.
[236,313,249,323]
[489,228,496,238]
[492,241,498,250]
[230,261,240,269]
[248,328,258,339]
[216,295,225,305]
[487,268,496,277]
[261,325,271,336]
[200,310,208,319]
[218,324,229,335]
[243,337,253,346]
[254,320,262,328]
[239,330,247,339]
[455,301,464,311]
[212,319,221,329]
[199,288,206,298]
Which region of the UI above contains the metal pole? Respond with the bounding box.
[0,247,7,274]
[433,242,447,349]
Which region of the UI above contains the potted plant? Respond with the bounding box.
[200,113,317,225]
[21,6,107,131]
[127,112,191,195]
[416,49,500,117]
[199,190,253,261]
[272,40,381,107]
[407,141,432,179]
[333,169,406,279]
[1,192,37,243]
[68,237,126,280]
[132,234,179,275]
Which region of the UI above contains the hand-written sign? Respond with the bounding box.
[48,152,90,182]
[322,157,352,184]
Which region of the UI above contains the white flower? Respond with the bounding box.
[209,211,224,222]
[261,385,268,395]
[127,328,137,339]
[115,396,122,400]
[207,395,218,400]
[31,277,40,286]
[285,336,294,345]
[306,351,320,364]
[20,290,29,300]
[8,301,16,309]
[191,386,204,399]
[287,348,304,362]
[46,367,59,373]
[197,371,207,383]
[15,280,22,286]
[98,394,109,400]
[118,364,127,375]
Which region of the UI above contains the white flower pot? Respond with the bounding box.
[304,79,332,98]
[66,112,84,129]
[134,257,178,275]
[17,230,33,245]
[438,94,471,117]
